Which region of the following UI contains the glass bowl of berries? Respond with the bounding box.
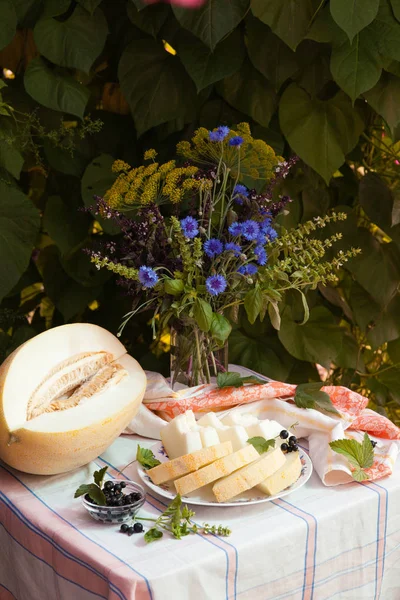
[82,480,145,524]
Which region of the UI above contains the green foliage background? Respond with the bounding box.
[1,0,400,424]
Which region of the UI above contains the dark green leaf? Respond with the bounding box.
[331,30,382,102]
[144,528,163,543]
[247,436,275,454]
[306,5,343,43]
[76,0,103,15]
[218,60,276,128]
[251,0,321,51]
[244,286,263,325]
[210,313,232,344]
[136,445,161,469]
[279,306,343,368]
[0,0,17,51]
[364,72,400,131]
[391,0,400,21]
[193,298,213,332]
[217,371,265,388]
[359,172,393,231]
[246,15,298,92]
[267,300,281,330]
[334,332,362,370]
[24,57,90,119]
[173,0,248,50]
[279,84,364,183]
[295,382,340,415]
[118,39,196,136]
[0,182,40,302]
[74,483,107,505]
[330,0,379,42]
[93,466,108,488]
[127,3,169,37]
[43,195,89,255]
[177,28,245,93]
[0,138,23,179]
[329,433,374,476]
[34,6,108,74]
[368,0,400,62]
[376,366,400,396]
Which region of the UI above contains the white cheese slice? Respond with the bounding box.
[256,451,302,496]
[197,412,224,429]
[212,445,286,502]
[218,425,249,451]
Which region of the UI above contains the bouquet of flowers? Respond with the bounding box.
[89,123,359,388]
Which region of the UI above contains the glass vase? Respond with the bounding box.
[170,322,228,389]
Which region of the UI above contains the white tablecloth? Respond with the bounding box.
[1,433,400,600]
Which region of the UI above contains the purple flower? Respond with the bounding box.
[229,136,244,147]
[238,264,258,275]
[254,245,268,266]
[206,274,227,296]
[209,126,230,142]
[225,242,241,256]
[138,266,159,288]
[242,220,260,241]
[228,222,243,236]
[180,216,199,238]
[204,238,224,258]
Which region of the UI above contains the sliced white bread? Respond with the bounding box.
[174,444,259,496]
[147,442,233,485]
[212,445,286,502]
[257,452,302,496]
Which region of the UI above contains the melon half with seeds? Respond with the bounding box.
[0,323,146,475]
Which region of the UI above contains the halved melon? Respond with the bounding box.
[0,323,146,475]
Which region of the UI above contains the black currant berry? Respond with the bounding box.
[133,523,144,533]
[280,430,289,439]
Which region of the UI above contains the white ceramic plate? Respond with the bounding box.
[137,442,313,507]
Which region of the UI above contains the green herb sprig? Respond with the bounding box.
[137,494,231,543]
[136,445,161,469]
[294,382,339,416]
[247,436,276,454]
[217,371,265,388]
[74,466,108,505]
[329,433,375,482]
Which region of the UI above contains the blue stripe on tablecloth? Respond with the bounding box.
[0,517,107,599]
[1,464,152,600]
[0,491,122,599]
[0,581,16,599]
[369,480,389,588]
[98,456,239,600]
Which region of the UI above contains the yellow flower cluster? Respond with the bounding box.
[105,157,202,208]
[177,123,283,182]
[144,149,158,161]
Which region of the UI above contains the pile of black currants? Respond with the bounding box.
[279,430,299,453]
[85,480,143,507]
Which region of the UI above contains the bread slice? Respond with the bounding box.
[174,444,259,496]
[212,445,286,503]
[147,442,233,485]
[257,452,302,496]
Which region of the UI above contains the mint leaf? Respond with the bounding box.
[247,436,275,454]
[93,466,108,488]
[217,371,265,388]
[295,382,340,415]
[74,483,107,505]
[329,433,374,481]
[164,278,184,296]
[136,445,161,469]
[144,528,164,543]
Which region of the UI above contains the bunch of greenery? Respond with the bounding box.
[0,0,400,421]
[89,124,359,385]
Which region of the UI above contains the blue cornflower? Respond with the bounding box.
[229,136,244,147]
[254,245,268,266]
[206,274,227,296]
[238,264,258,275]
[138,266,159,288]
[264,226,278,242]
[204,238,224,258]
[180,216,199,238]
[242,220,260,241]
[233,184,249,205]
[260,218,273,233]
[209,126,230,142]
[256,233,267,245]
[228,221,243,236]
[225,242,241,256]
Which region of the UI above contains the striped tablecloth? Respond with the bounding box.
[1,434,399,600]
